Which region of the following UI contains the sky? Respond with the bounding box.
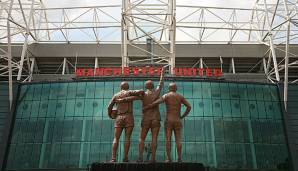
[4,0,294,44]
[43,0,255,8]
[39,0,258,42]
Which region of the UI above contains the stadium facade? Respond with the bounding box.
[0,44,297,171]
[1,0,298,171]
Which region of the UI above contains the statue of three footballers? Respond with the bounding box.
[107,68,191,162]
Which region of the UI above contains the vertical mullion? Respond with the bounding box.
[38,119,49,168]
[248,119,257,169]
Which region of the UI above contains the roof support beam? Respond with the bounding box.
[29,57,35,82]
[17,0,35,81]
[229,57,236,74]
[283,0,290,111]
[7,0,14,109]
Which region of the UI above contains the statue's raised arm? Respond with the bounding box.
[156,67,165,96]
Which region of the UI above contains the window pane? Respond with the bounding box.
[202,82,211,98]
[183,82,193,98]
[193,82,202,99]
[220,83,230,99]
[7,81,289,170]
[86,82,95,98]
[211,82,221,99]
[77,82,87,98]
[212,99,222,117]
[67,83,77,99]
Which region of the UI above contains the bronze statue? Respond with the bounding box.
[107,82,144,162]
[137,68,164,162]
[116,68,165,162]
[143,82,191,162]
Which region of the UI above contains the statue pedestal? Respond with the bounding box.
[90,162,206,171]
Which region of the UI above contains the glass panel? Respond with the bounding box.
[132,80,144,90]
[203,98,212,117]
[22,101,32,118]
[184,119,195,141]
[77,82,87,98]
[25,85,34,101]
[49,83,59,99]
[7,81,288,170]
[38,100,48,117]
[212,99,222,117]
[56,100,66,118]
[222,100,232,117]
[214,119,224,142]
[86,82,96,98]
[231,100,241,118]
[84,99,94,117]
[194,118,205,141]
[104,82,114,98]
[19,85,28,101]
[255,84,264,101]
[202,82,211,99]
[175,81,184,95]
[220,83,230,99]
[47,100,57,118]
[41,84,51,100]
[193,82,202,99]
[229,83,240,99]
[249,100,258,119]
[67,82,77,99]
[33,84,42,100]
[211,82,221,99]
[257,101,266,119]
[270,86,279,101]
[193,99,203,117]
[238,84,248,100]
[183,82,193,98]
[74,99,85,117]
[94,82,104,98]
[247,84,256,100]
[93,99,103,117]
[15,100,25,119]
[263,85,272,101]
[58,83,68,99]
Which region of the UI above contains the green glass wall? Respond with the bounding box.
[5,80,289,170]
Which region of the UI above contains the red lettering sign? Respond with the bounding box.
[95,68,104,76]
[104,68,113,76]
[198,68,204,76]
[75,67,223,78]
[156,67,162,76]
[141,67,147,76]
[76,68,85,77]
[174,68,183,76]
[124,67,130,76]
[214,69,223,77]
[149,67,155,76]
[133,67,139,76]
[113,68,122,76]
[206,68,213,77]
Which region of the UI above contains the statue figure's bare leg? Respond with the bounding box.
[138,127,150,162]
[151,126,160,162]
[165,127,172,162]
[123,126,133,162]
[111,127,123,162]
[174,128,182,162]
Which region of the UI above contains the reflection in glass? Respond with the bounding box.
[6,81,288,170]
